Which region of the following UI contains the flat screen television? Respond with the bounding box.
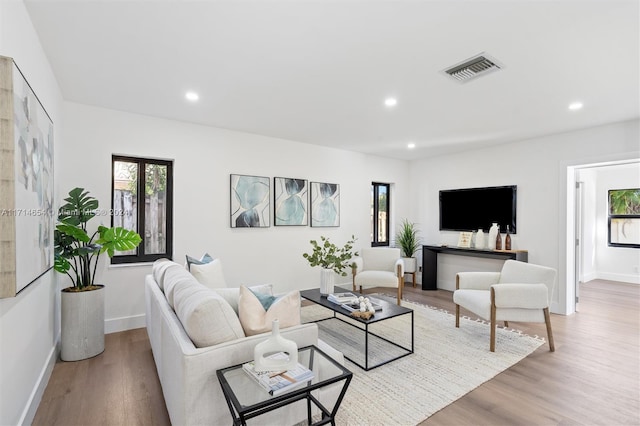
[439,185,517,233]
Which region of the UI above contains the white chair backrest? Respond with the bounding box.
[360,247,401,271]
[499,259,557,300]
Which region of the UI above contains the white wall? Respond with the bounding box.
[59,102,411,333]
[591,163,640,283]
[0,1,64,425]
[410,119,640,314]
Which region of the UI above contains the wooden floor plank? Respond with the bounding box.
[33,279,639,425]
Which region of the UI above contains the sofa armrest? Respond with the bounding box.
[492,283,549,309]
[456,272,500,290]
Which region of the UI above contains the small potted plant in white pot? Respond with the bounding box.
[54,187,142,361]
[396,219,420,286]
[302,235,357,295]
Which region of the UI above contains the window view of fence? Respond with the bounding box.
[112,156,172,263]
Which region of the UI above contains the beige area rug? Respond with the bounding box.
[301,296,545,425]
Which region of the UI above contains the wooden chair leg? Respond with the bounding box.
[490,288,496,352]
[412,272,416,288]
[455,304,460,328]
[544,307,555,352]
[397,286,402,305]
[504,321,509,328]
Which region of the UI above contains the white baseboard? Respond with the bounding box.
[20,336,59,425]
[105,314,146,334]
[595,272,640,285]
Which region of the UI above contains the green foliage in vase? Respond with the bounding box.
[302,235,357,276]
[54,187,142,290]
[396,219,420,258]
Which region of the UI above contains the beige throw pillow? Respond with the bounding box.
[238,285,301,336]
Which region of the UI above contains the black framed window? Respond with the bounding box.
[608,188,640,249]
[371,182,390,246]
[111,155,173,263]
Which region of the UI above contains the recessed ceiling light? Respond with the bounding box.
[185,91,199,102]
[407,142,416,149]
[384,98,397,107]
[568,101,583,111]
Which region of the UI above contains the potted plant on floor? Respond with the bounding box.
[302,235,357,295]
[54,187,142,361]
[396,219,420,286]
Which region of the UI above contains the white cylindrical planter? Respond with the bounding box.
[403,257,417,273]
[319,268,335,295]
[61,285,105,361]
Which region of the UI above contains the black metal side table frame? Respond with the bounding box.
[217,345,352,426]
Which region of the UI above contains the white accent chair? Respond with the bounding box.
[453,259,557,352]
[352,247,404,305]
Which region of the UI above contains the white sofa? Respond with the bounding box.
[145,260,345,425]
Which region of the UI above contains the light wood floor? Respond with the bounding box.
[33,280,639,426]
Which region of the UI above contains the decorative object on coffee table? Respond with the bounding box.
[302,235,357,295]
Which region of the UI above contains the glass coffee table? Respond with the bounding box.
[300,287,414,371]
[217,345,352,426]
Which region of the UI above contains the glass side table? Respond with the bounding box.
[217,345,352,426]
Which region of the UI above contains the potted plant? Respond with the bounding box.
[54,187,142,361]
[396,219,420,276]
[302,235,357,295]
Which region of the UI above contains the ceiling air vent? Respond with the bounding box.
[443,53,502,83]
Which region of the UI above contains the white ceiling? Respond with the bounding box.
[24,0,640,161]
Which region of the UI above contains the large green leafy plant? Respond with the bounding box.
[396,219,420,258]
[54,187,142,290]
[302,235,357,276]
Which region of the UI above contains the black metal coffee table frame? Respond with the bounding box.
[300,287,414,371]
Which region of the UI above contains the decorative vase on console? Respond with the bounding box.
[505,225,512,250]
[320,268,335,295]
[496,230,502,250]
[475,229,485,249]
[488,223,499,250]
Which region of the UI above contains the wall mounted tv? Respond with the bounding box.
[439,185,517,233]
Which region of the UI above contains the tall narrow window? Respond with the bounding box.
[112,155,173,263]
[608,188,640,248]
[371,182,390,246]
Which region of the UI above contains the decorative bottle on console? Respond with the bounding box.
[496,229,502,250]
[505,225,512,250]
[476,229,485,249]
[488,223,499,250]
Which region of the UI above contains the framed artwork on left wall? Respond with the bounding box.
[230,174,270,228]
[0,56,54,298]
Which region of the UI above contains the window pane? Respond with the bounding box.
[610,218,640,245]
[377,185,388,243]
[144,163,167,255]
[113,161,138,256]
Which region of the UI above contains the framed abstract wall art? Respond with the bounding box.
[0,56,54,298]
[230,174,270,228]
[274,177,308,226]
[310,182,340,227]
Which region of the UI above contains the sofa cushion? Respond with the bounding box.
[174,283,245,348]
[189,258,228,289]
[152,258,177,291]
[164,263,200,308]
[238,285,301,336]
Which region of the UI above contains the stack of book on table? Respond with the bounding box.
[242,352,314,396]
[327,292,358,305]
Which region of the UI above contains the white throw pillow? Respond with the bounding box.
[190,258,227,289]
[238,285,301,336]
[174,284,245,348]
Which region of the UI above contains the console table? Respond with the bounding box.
[421,245,528,290]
